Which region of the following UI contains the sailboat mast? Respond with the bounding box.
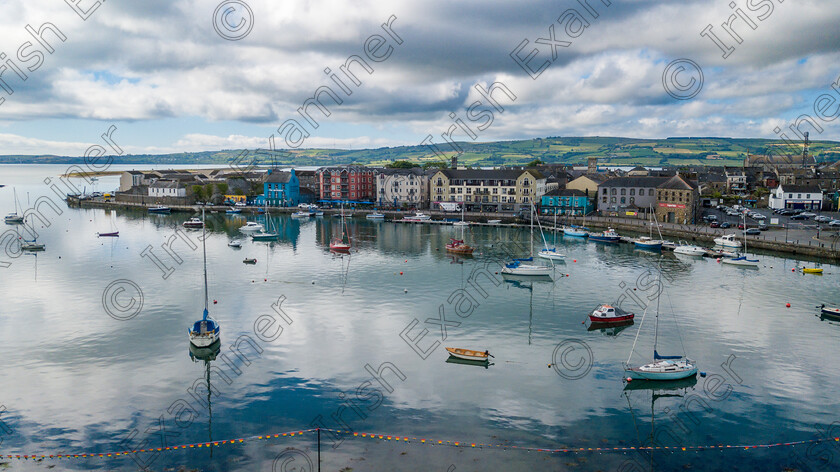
[202,208,209,318]
[529,203,534,256]
[653,252,663,361]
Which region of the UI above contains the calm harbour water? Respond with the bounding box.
[1,165,840,471]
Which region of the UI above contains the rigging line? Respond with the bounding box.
[627,306,649,365]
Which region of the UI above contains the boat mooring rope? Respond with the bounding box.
[2,427,839,461]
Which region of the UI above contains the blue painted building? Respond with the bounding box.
[540,188,593,215]
[263,169,300,207]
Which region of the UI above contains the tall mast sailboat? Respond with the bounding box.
[4,188,24,224]
[721,212,759,268]
[330,201,351,252]
[502,201,552,276]
[538,206,565,260]
[624,259,696,381]
[189,208,220,348]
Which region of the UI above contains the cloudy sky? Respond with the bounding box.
[0,0,838,155]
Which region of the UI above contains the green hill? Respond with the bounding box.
[3,136,839,167]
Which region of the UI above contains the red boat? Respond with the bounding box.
[445,238,474,255]
[330,237,351,252]
[589,304,635,323]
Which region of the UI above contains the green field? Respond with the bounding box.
[3,136,839,168]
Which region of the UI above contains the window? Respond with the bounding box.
[630,197,635,205]
[648,189,654,196]
[798,194,802,199]
[621,188,626,195]
[630,188,635,196]
[523,178,530,186]
[602,196,607,203]
[492,188,498,194]
[621,197,626,204]
[611,197,616,203]
[611,188,617,195]
[602,188,607,194]
[524,197,529,203]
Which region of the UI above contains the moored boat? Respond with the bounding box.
[633,236,663,250]
[188,209,221,348]
[673,241,706,256]
[182,217,204,229]
[291,211,312,218]
[803,267,823,274]
[97,231,120,237]
[445,347,491,361]
[366,212,385,220]
[590,304,635,324]
[227,240,242,248]
[148,205,171,213]
[538,247,565,260]
[487,219,501,224]
[445,238,474,255]
[402,212,431,222]
[713,234,741,248]
[563,225,589,237]
[820,304,840,319]
[589,228,621,243]
[239,221,264,232]
[243,258,257,264]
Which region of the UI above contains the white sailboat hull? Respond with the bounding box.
[538,249,565,260]
[673,246,705,256]
[189,332,219,348]
[624,360,697,381]
[501,265,552,276]
[721,257,759,267]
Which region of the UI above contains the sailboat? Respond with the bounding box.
[18,211,45,251]
[624,259,697,381]
[538,206,564,260]
[563,210,589,237]
[453,202,469,226]
[446,206,473,254]
[4,188,24,224]
[188,209,220,348]
[330,201,351,252]
[502,203,552,276]
[633,208,663,250]
[251,200,279,241]
[721,213,759,268]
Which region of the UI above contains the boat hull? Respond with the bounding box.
[803,268,824,274]
[674,247,705,256]
[589,313,634,323]
[624,363,698,381]
[501,265,552,276]
[538,250,565,260]
[251,233,279,241]
[634,241,662,250]
[821,307,840,319]
[563,229,588,237]
[445,347,489,361]
[189,332,219,348]
[721,257,759,268]
[589,235,620,243]
[446,245,474,255]
[97,232,120,237]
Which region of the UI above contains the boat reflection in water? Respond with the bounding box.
[189,339,222,458]
[588,319,634,336]
[445,356,493,369]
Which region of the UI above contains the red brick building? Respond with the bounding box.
[317,166,376,202]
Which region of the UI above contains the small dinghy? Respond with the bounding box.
[243,258,257,264]
[820,304,840,319]
[228,240,242,248]
[97,231,120,237]
[445,347,492,361]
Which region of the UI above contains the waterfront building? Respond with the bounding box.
[376,168,430,208]
[429,168,545,213]
[768,184,823,210]
[597,176,668,216]
[263,169,301,207]
[654,174,700,224]
[540,188,593,215]
[566,174,609,204]
[148,180,186,198]
[317,166,376,202]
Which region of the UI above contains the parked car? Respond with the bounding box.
[710,221,720,228]
[753,214,766,220]
[737,223,746,229]
[235,201,247,207]
[745,228,761,235]
[758,223,769,231]
[829,220,840,227]
[800,212,817,217]
[720,222,731,228]
[815,215,832,222]
[791,214,809,220]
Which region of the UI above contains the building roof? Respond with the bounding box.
[150,180,183,189]
[378,167,427,176]
[658,174,698,190]
[599,176,669,188]
[435,168,545,180]
[570,173,610,184]
[544,188,587,197]
[265,170,294,184]
[779,184,822,193]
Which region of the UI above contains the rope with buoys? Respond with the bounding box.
[2,427,839,460]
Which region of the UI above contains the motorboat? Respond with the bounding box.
[453,221,469,227]
[402,212,431,222]
[4,213,23,224]
[673,241,706,256]
[820,305,840,319]
[714,234,741,248]
[313,211,324,216]
[182,218,204,229]
[590,304,635,324]
[225,207,241,214]
[227,240,242,248]
[243,258,257,264]
[239,221,264,232]
[366,212,385,220]
[803,267,824,274]
[589,228,621,243]
[445,238,474,255]
[291,211,312,218]
[21,241,45,251]
[148,205,171,213]
[487,219,501,224]
[97,231,120,237]
[445,347,491,362]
